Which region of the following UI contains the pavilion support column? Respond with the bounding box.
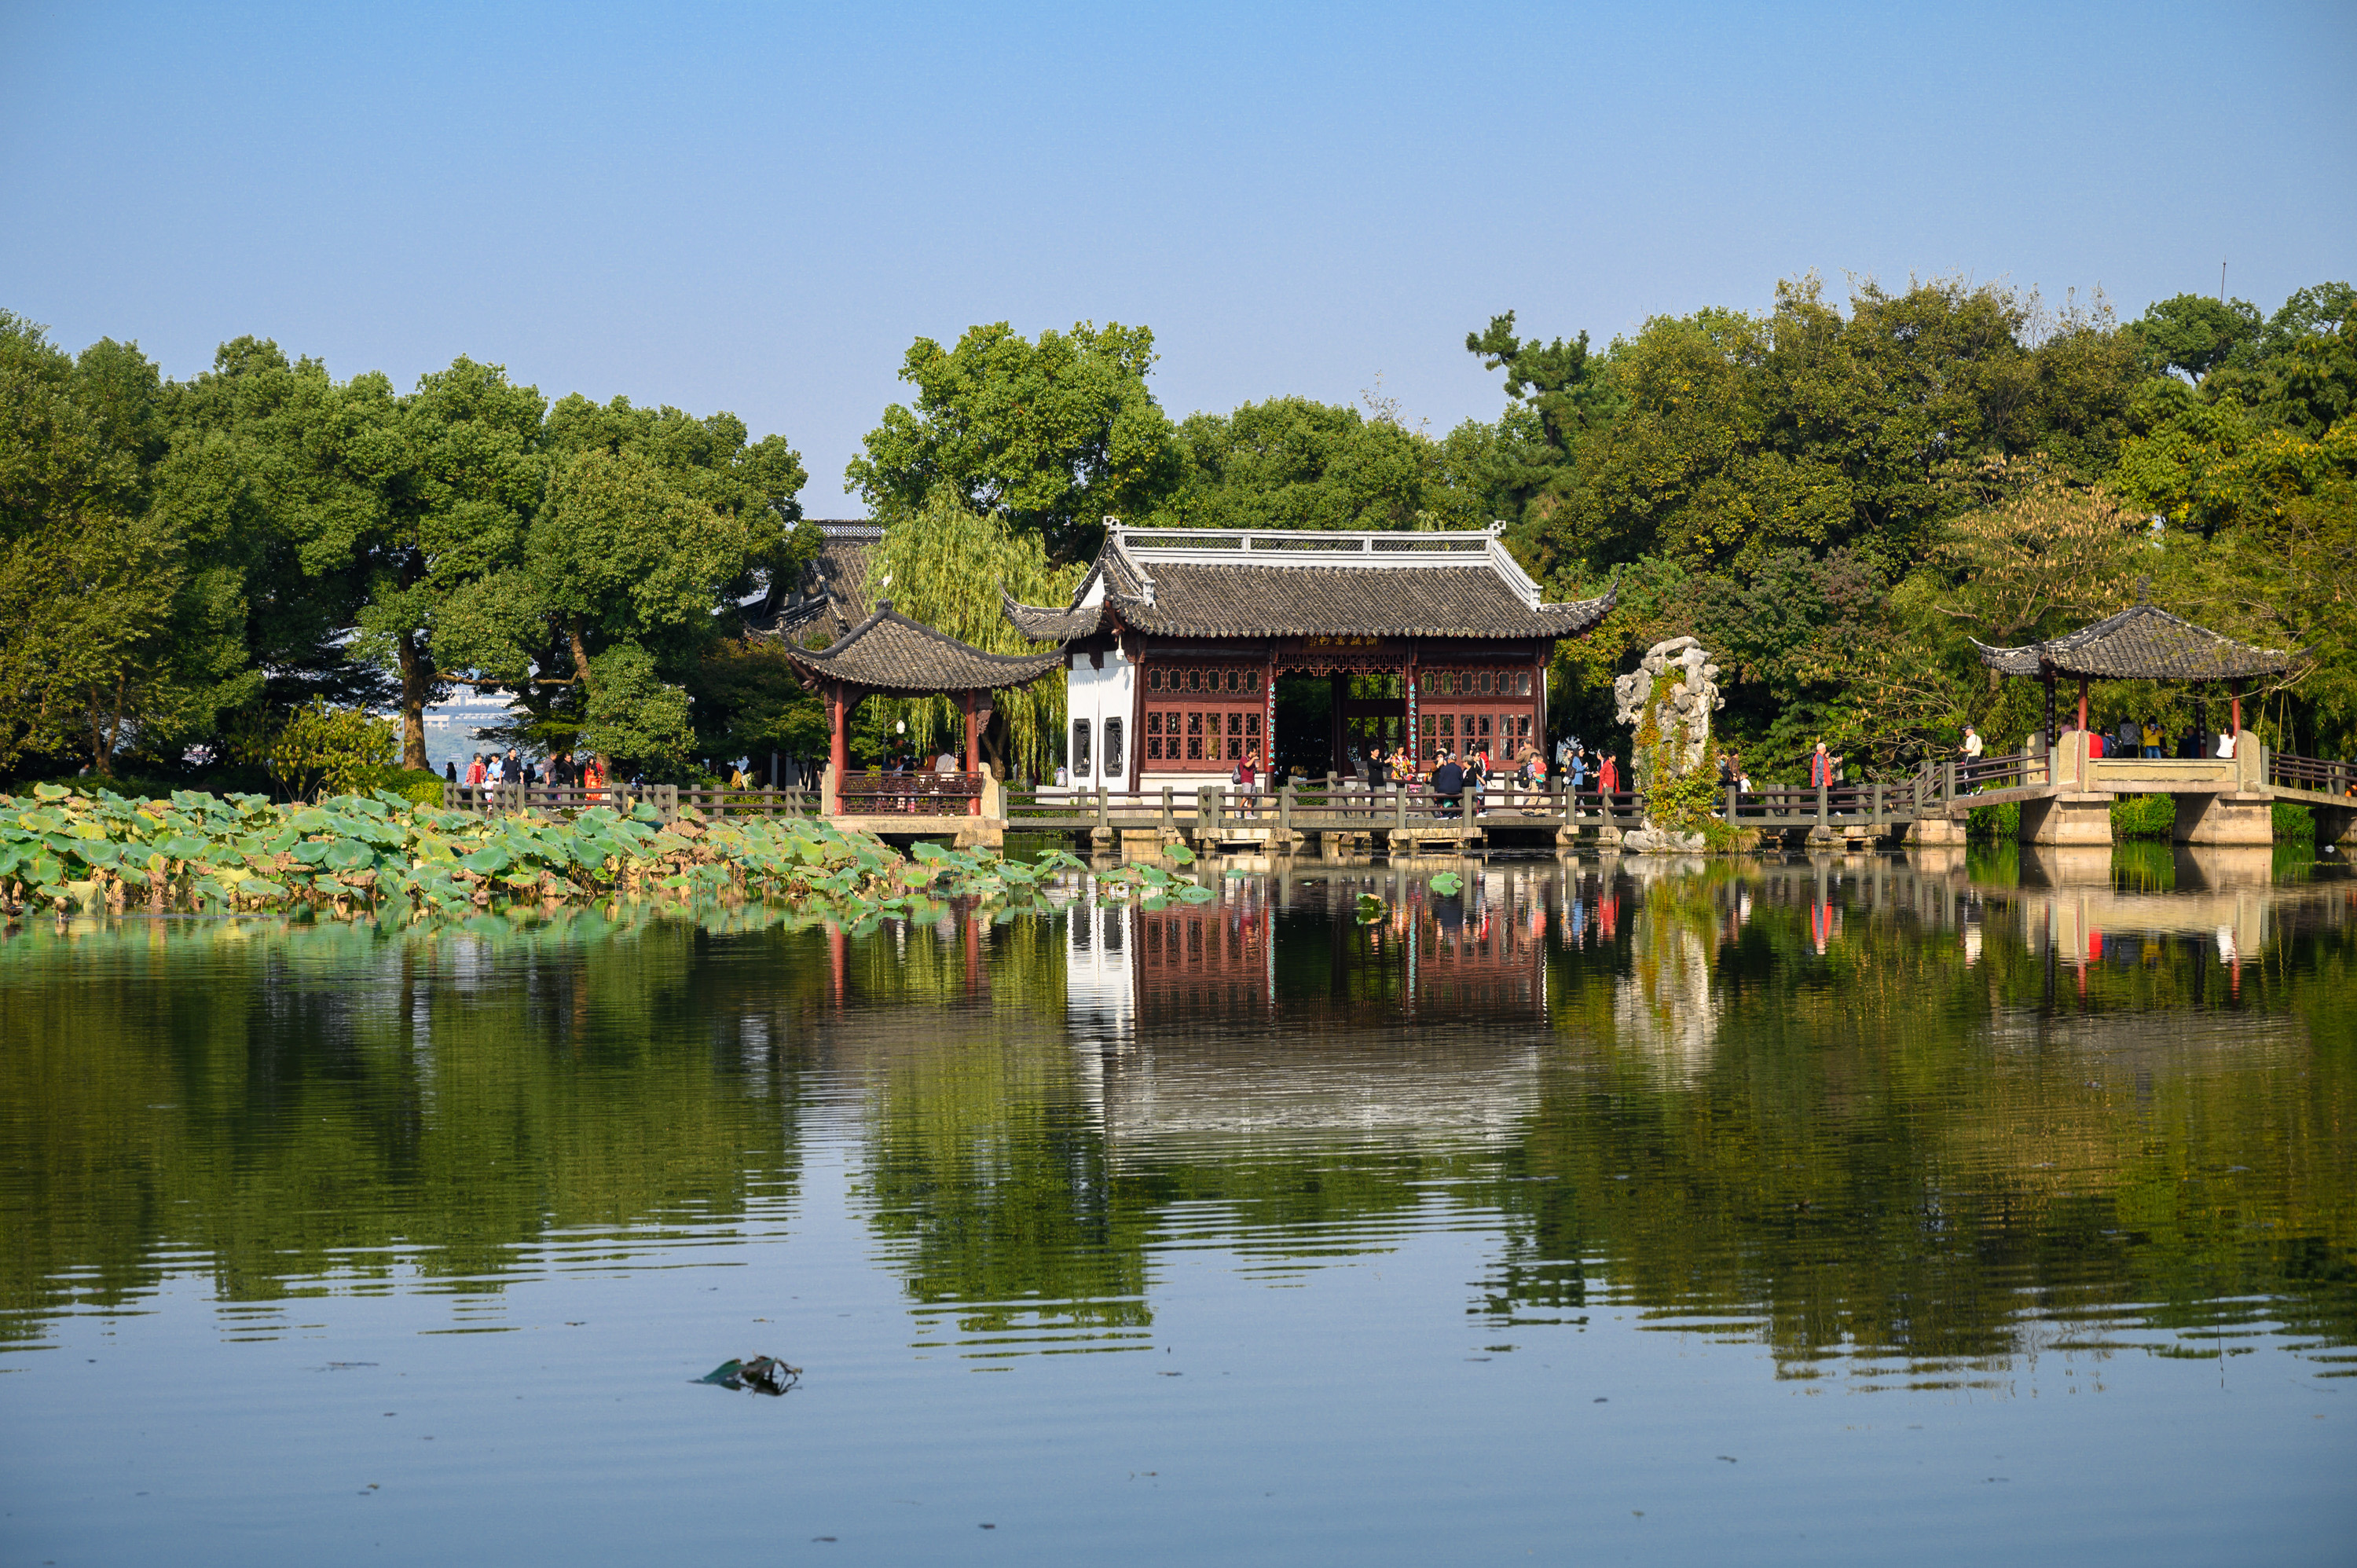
[961,691,981,816]
[1265,649,1277,779]
[1329,672,1347,775]
[2076,676,2089,735]
[827,684,850,815]
[1404,649,1420,766]
[2230,683,2242,739]
[2042,676,2056,746]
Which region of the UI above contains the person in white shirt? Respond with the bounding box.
[1961,725,1983,761]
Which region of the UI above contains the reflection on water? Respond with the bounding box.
[2,850,2353,1562]
[6,851,2351,1379]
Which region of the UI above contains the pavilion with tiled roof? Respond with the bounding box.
[1973,592,2300,740]
[771,602,1065,814]
[1004,523,1615,793]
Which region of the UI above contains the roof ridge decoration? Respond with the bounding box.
[1006,525,1617,642]
[772,599,1067,695]
[1971,600,2300,683]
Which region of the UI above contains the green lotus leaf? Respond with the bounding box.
[460,846,511,874]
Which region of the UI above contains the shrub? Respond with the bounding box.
[353,766,447,809]
[266,702,398,801]
[1967,801,2020,839]
[2273,801,2313,841]
[2110,793,2175,839]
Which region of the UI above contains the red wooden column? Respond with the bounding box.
[960,691,981,815]
[827,684,849,815]
[1263,648,1277,777]
[1404,647,1420,765]
[2076,676,2089,735]
[2229,683,2242,740]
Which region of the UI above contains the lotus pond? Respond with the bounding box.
[2,844,2352,1565]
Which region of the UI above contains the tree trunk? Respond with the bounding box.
[397,633,431,771]
[85,681,114,777]
[568,619,609,775]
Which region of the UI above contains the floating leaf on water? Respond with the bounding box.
[697,1355,801,1394]
[1430,872,1464,896]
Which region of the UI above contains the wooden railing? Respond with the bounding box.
[676,786,819,818]
[442,782,818,820]
[2271,753,2356,798]
[836,770,984,816]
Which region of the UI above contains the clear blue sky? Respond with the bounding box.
[6,1,2352,511]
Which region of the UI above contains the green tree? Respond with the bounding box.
[2128,291,2266,384]
[146,336,390,724]
[1463,310,1611,531]
[859,488,1081,776]
[439,395,813,773]
[846,321,1182,562]
[1155,395,1485,532]
[353,358,548,768]
[0,315,256,776]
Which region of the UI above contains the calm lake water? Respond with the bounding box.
[3,846,2352,1565]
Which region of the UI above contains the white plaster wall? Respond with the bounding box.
[1065,644,1136,791]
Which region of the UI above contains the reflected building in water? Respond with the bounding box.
[1061,866,1556,1153]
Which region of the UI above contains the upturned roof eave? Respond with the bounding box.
[777,602,1067,694]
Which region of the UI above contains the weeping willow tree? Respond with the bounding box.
[862,489,1083,778]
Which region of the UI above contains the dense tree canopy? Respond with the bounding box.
[2,319,812,787]
[845,321,1182,562]
[1155,395,1487,533]
[7,267,2355,792]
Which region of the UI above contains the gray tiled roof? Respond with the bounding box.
[753,521,881,639]
[1005,533,1615,642]
[774,603,1066,694]
[1973,603,2297,682]
[1002,578,1107,641]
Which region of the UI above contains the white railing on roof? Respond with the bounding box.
[1109,526,1547,610]
[1113,526,1491,560]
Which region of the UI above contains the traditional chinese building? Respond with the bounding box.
[1003,525,1615,793]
